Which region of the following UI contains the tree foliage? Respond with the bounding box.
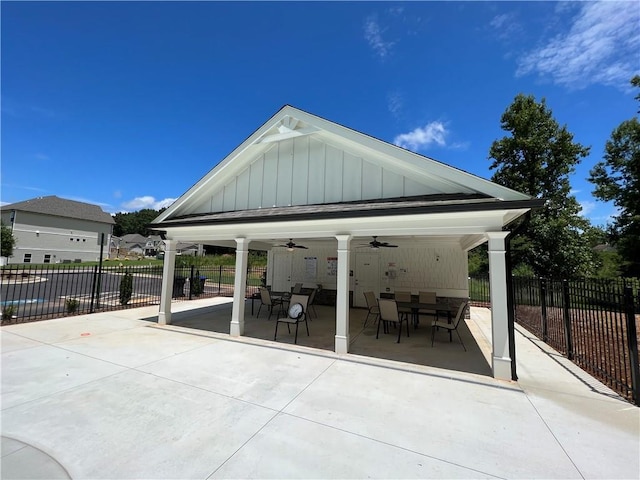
[588,76,640,277]
[489,94,594,278]
[113,208,165,237]
[1,221,16,258]
[119,270,133,305]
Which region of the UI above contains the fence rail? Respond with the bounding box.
[1,264,266,324]
[469,275,640,405]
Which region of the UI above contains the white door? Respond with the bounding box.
[354,253,380,308]
[271,252,293,292]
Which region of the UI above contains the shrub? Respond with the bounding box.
[2,304,17,321]
[65,298,79,314]
[191,269,204,296]
[119,270,133,305]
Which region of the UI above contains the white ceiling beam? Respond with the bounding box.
[258,126,320,144]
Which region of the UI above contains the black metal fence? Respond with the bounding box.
[469,275,640,405]
[1,263,266,324]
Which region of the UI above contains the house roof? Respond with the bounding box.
[3,195,115,224]
[120,233,149,244]
[153,105,535,226]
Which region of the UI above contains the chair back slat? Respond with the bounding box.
[453,301,469,327]
[292,283,303,294]
[394,290,411,302]
[259,287,271,305]
[290,294,309,313]
[378,299,400,323]
[364,291,377,309]
[419,291,436,304]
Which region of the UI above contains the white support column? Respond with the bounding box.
[158,239,176,325]
[487,231,511,380]
[335,235,352,354]
[230,238,250,337]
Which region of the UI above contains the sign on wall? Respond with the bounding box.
[304,256,317,280]
[327,257,337,276]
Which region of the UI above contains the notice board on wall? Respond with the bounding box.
[304,256,317,280]
[327,257,338,276]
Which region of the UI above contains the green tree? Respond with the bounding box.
[1,221,16,259]
[489,94,594,278]
[588,76,640,277]
[113,208,165,237]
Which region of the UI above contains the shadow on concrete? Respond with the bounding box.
[141,299,492,377]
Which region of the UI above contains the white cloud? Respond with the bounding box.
[517,1,640,90]
[387,91,403,118]
[122,196,176,211]
[393,121,448,151]
[364,14,395,59]
[489,12,521,41]
[579,200,596,216]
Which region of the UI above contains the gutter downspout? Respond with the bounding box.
[504,211,531,381]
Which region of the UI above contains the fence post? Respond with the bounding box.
[189,265,194,300]
[562,279,573,360]
[218,265,222,294]
[540,278,548,342]
[89,265,98,313]
[623,286,640,406]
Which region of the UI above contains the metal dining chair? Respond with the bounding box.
[431,301,469,350]
[377,299,410,343]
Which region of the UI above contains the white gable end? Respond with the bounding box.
[157,106,531,222]
[184,134,478,215]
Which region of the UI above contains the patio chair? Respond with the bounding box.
[418,291,437,325]
[257,287,284,320]
[274,294,310,344]
[394,290,413,323]
[431,301,469,351]
[363,291,379,327]
[376,299,410,343]
[307,287,318,319]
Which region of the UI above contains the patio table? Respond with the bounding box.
[395,301,456,327]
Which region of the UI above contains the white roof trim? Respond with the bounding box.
[155,105,532,224]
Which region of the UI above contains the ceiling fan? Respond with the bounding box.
[276,239,308,251]
[360,236,398,249]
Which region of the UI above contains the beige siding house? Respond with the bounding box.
[1,196,114,264]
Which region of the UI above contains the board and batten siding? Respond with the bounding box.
[193,136,457,214]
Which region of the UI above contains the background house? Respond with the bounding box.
[1,196,114,264]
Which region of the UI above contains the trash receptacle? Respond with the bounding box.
[173,277,186,297]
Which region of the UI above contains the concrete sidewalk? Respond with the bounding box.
[2,300,638,479]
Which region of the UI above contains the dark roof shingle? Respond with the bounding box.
[2,196,115,224]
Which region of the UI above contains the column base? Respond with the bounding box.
[492,355,512,381]
[230,321,243,337]
[158,312,171,325]
[335,335,349,354]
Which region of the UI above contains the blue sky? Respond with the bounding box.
[2,1,638,227]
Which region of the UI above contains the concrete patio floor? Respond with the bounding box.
[1,297,638,479]
[147,298,493,377]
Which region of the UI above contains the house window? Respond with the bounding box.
[70,238,74,241]
[83,239,86,242]
[44,254,51,264]
[24,253,31,263]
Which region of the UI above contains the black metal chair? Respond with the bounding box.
[376,299,410,343]
[257,287,284,319]
[363,291,380,327]
[274,294,310,344]
[431,301,469,351]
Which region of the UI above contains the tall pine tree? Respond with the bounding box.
[589,76,640,277]
[489,94,594,278]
